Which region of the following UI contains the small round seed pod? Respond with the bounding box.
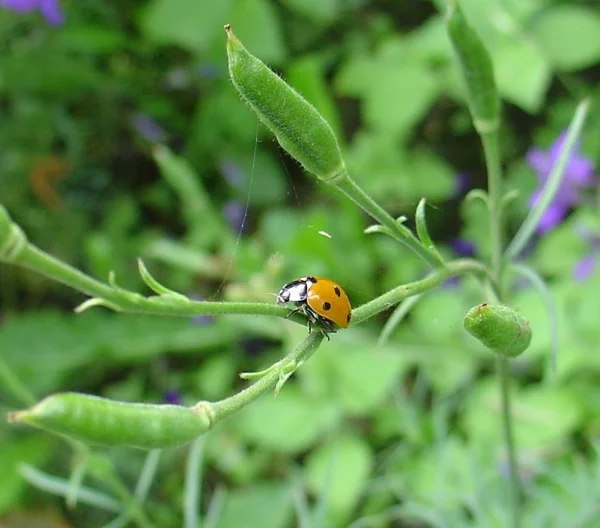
[463,303,532,358]
[225,25,346,184]
[8,393,213,449]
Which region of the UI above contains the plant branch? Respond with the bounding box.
[351,258,489,325]
[334,175,444,269]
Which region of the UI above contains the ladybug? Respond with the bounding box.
[276,276,352,335]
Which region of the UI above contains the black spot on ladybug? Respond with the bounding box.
[334,286,341,297]
[322,302,331,311]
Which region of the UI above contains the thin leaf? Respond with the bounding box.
[505,98,591,259]
[510,263,558,379]
[184,437,205,528]
[203,484,227,528]
[378,295,424,346]
[138,258,189,300]
[19,464,121,512]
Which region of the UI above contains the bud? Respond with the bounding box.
[463,303,532,358]
[225,25,346,183]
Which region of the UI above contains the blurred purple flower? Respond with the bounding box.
[454,172,470,196]
[163,390,181,405]
[222,200,246,233]
[449,238,475,257]
[1,0,63,25]
[573,232,600,282]
[573,255,596,282]
[526,131,596,233]
[219,159,245,188]
[130,113,167,143]
[197,62,220,80]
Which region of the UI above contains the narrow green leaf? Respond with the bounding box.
[510,263,558,379]
[505,98,591,260]
[137,258,189,300]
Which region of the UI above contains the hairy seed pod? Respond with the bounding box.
[225,25,346,183]
[8,393,213,449]
[463,303,532,358]
[446,0,500,134]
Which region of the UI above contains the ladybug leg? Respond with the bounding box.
[284,307,302,320]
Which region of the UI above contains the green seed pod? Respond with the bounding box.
[463,303,532,358]
[8,393,213,449]
[225,25,346,183]
[445,0,500,134]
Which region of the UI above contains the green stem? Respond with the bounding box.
[0,215,293,319]
[480,122,521,525]
[351,258,489,325]
[498,356,520,528]
[481,131,503,282]
[212,332,323,420]
[334,175,443,268]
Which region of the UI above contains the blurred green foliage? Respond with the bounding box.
[1,0,600,526]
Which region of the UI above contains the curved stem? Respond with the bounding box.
[351,258,489,325]
[334,176,443,268]
[0,215,294,319]
[212,332,323,421]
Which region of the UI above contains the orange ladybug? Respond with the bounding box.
[276,276,351,334]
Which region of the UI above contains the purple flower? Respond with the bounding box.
[219,159,245,189]
[454,172,470,196]
[526,131,596,233]
[130,113,167,143]
[449,238,475,257]
[573,255,596,282]
[572,232,600,282]
[222,200,246,233]
[1,0,63,25]
[163,390,181,405]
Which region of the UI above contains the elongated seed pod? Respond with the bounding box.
[225,25,346,183]
[463,303,532,358]
[8,393,213,449]
[446,0,500,134]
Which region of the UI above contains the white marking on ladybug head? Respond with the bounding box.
[276,281,308,304]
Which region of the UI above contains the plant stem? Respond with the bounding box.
[212,332,323,420]
[334,175,443,268]
[0,217,292,319]
[481,129,520,527]
[498,356,520,528]
[351,258,489,325]
[481,132,502,282]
